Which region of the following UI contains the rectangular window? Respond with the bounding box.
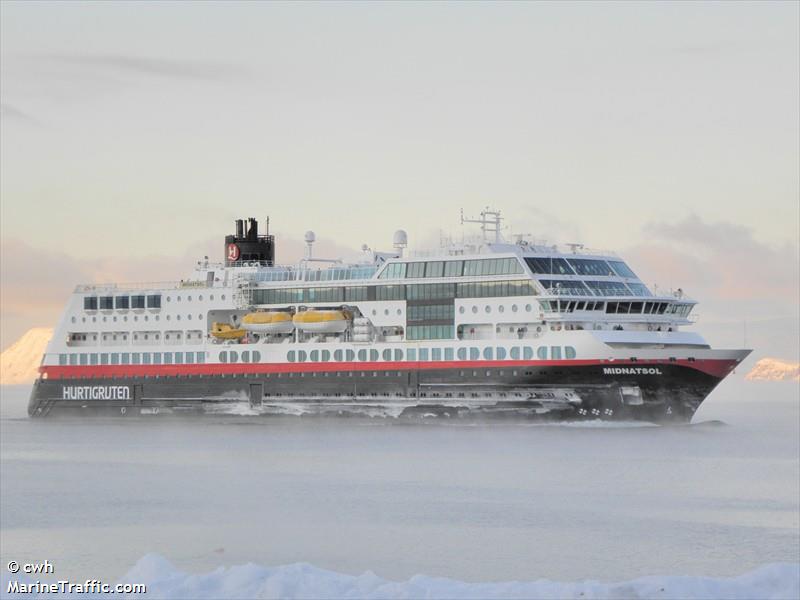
[345,287,369,301]
[115,296,130,309]
[407,348,417,361]
[550,346,562,360]
[152,352,162,365]
[99,296,114,310]
[59,354,68,365]
[90,353,98,365]
[131,295,146,309]
[83,296,98,310]
[406,262,425,279]
[146,294,162,309]
[376,285,405,301]
[185,352,194,363]
[69,354,78,365]
[378,262,407,279]
[121,353,130,364]
[585,281,632,297]
[163,352,173,364]
[538,280,592,296]
[419,348,429,361]
[100,353,109,365]
[175,352,183,364]
[445,347,454,360]
[132,352,141,365]
[432,348,442,361]
[443,260,463,277]
[110,353,119,365]
[424,261,444,278]
[196,352,205,364]
[79,353,88,365]
[142,353,151,365]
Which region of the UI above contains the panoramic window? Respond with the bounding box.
[566,259,613,277]
[585,281,632,297]
[608,261,637,278]
[538,280,592,296]
[524,257,574,275]
[99,296,114,310]
[83,296,98,310]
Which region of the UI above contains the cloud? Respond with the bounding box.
[0,103,37,123]
[624,215,799,361]
[26,53,246,83]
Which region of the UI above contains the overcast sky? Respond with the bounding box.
[1,1,798,357]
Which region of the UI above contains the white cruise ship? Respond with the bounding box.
[29,210,750,421]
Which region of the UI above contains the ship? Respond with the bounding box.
[28,210,751,422]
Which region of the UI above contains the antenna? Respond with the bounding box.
[461,207,503,243]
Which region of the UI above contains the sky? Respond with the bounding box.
[1,1,798,359]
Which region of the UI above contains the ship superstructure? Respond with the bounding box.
[29,211,750,421]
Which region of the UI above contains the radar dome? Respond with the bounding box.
[393,229,408,247]
[304,231,316,244]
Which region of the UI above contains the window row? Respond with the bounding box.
[540,300,605,312]
[285,345,578,363]
[407,303,454,322]
[379,257,524,280]
[525,257,639,280]
[84,294,162,311]
[606,301,691,316]
[218,350,262,363]
[252,280,536,305]
[58,351,207,366]
[406,325,455,340]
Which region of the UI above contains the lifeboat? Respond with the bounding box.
[210,322,246,340]
[241,311,294,334]
[293,310,349,333]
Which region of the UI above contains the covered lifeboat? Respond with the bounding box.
[210,322,246,340]
[241,311,294,334]
[293,310,349,333]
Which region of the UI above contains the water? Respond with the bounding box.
[1,379,798,586]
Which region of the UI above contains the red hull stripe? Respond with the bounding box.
[40,358,738,380]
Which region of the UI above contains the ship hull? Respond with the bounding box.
[28,359,738,423]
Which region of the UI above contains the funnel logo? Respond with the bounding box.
[227,243,240,261]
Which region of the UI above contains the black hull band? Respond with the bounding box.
[29,363,724,423]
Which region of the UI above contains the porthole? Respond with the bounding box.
[498,305,504,313]
[155,316,159,321]
[113,316,117,322]
[396,309,402,315]
[472,306,478,314]
[525,304,532,312]
[177,315,181,321]
[198,314,202,320]
[166,315,171,320]
[134,316,138,321]
[177,296,181,302]
[485,306,491,314]
[123,316,128,322]
[92,317,96,322]
[221,295,226,300]
[71,317,76,323]
[167,297,171,302]
[384,309,389,316]
[459,306,465,314]
[199,295,203,301]
[102,317,107,322]
[372,309,377,316]
[210,295,215,301]
[512,305,518,312]
[144,316,149,321]
[187,296,192,301]
[188,314,192,320]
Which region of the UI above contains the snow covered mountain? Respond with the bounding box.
[0,327,52,385]
[745,357,800,382]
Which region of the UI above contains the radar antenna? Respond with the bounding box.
[460,207,503,243]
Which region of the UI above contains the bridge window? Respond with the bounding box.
[115,296,130,309]
[100,296,114,310]
[84,296,98,310]
[146,295,162,309]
